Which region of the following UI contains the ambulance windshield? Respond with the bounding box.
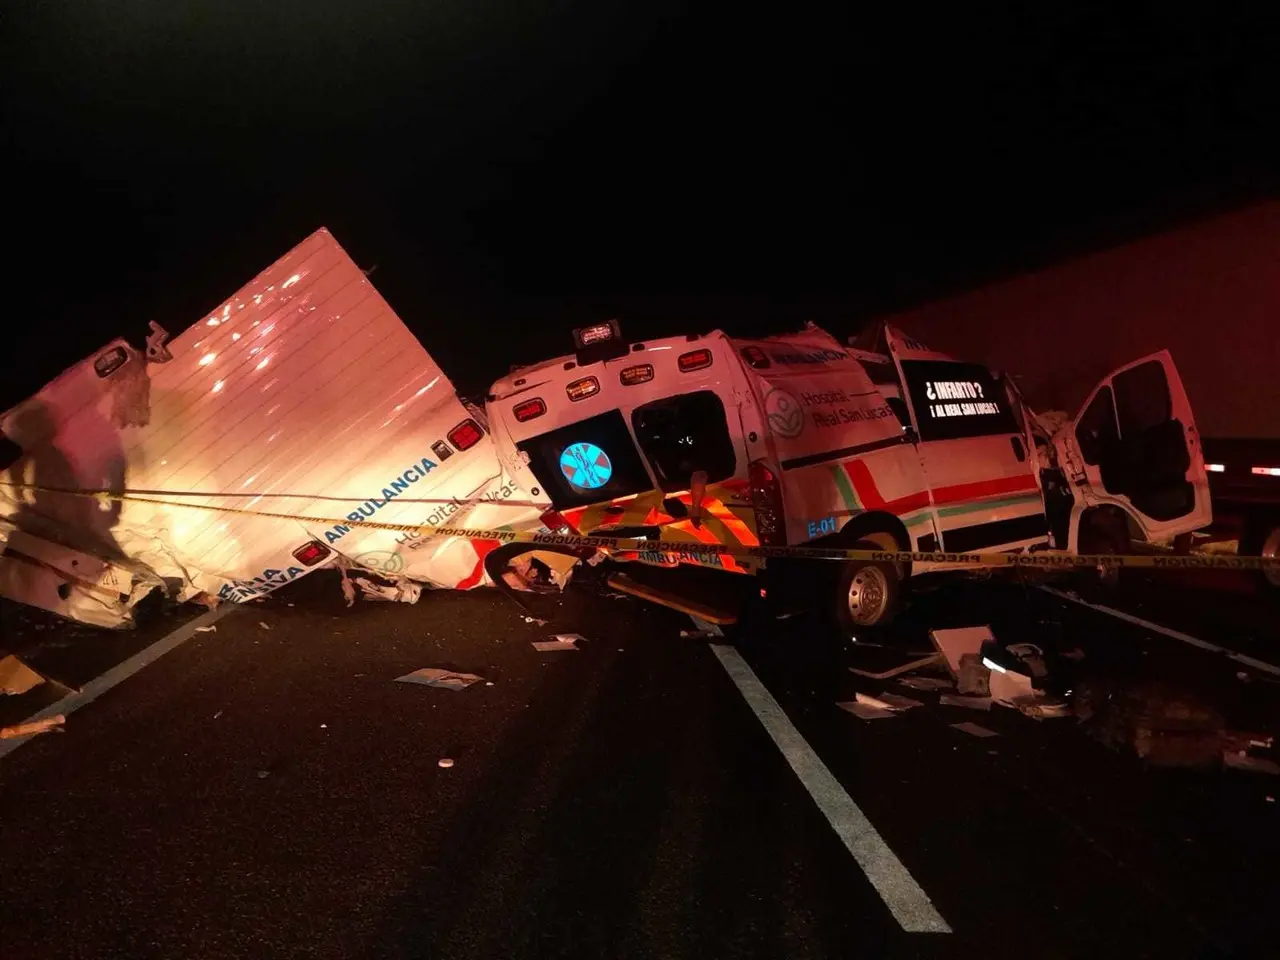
[631,391,736,492]
[516,409,654,508]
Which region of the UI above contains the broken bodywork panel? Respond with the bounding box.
[0,229,558,627]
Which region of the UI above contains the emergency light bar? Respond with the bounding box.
[572,319,628,365]
[678,348,713,372]
[513,398,547,422]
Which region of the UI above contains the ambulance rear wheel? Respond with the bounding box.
[833,542,902,632]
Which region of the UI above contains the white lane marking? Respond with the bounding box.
[0,604,237,761]
[1039,586,1280,678]
[708,642,952,933]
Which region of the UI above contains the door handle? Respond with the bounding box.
[1011,436,1026,462]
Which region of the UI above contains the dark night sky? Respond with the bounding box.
[2,3,1274,407]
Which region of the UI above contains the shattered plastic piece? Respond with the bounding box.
[872,692,923,711]
[395,668,484,690]
[854,692,899,712]
[259,621,271,630]
[522,615,548,625]
[356,577,422,603]
[939,693,994,711]
[930,626,993,677]
[838,700,897,720]
[0,655,46,696]
[952,721,999,738]
[0,714,66,740]
[898,675,954,692]
[194,625,217,633]
[438,757,455,769]
[340,570,357,607]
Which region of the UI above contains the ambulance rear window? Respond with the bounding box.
[516,410,654,508]
[631,391,737,492]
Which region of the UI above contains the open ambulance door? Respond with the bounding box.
[1054,350,1211,544]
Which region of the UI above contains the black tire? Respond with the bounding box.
[1077,512,1129,591]
[832,539,903,633]
[1241,512,1280,592]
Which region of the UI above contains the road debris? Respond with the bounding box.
[354,576,422,603]
[438,757,455,769]
[897,676,953,692]
[1,714,66,739]
[952,721,999,738]
[930,626,993,677]
[0,654,46,696]
[522,615,549,626]
[395,668,485,690]
[194,625,217,633]
[939,693,994,711]
[1015,698,1072,720]
[957,654,992,696]
[533,635,583,652]
[849,653,942,681]
[874,692,923,711]
[838,700,897,720]
[259,621,271,630]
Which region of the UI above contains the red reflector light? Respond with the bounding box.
[741,346,771,369]
[540,508,570,532]
[619,363,654,386]
[1253,466,1280,477]
[513,398,546,422]
[566,376,600,401]
[292,540,332,566]
[447,418,484,450]
[678,348,713,372]
[748,459,785,546]
[576,323,616,346]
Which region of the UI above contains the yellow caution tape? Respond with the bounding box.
[2,481,1277,570]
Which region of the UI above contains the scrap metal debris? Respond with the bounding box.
[1,714,66,740]
[930,626,993,677]
[395,668,484,690]
[897,676,953,692]
[849,653,943,681]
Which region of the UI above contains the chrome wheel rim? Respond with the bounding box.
[1263,526,1280,588]
[846,566,890,626]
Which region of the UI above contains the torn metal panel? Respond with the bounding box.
[0,229,551,625]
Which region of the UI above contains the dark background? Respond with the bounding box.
[2,2,1274,408]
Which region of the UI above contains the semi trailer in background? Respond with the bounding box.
[862,202,1280,586]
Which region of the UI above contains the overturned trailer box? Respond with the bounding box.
[0,229,557,627]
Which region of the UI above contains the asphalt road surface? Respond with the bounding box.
[1,567,1278,959]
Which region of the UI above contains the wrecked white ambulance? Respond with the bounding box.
[484,321,1212,628]
[0,229,547,627]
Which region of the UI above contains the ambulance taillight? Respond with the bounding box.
[678,348,713,372]
[292,540,332,566]
[447,418,484,450]
[566,376,600,401]
[619,364,654,386]
[748,460,785,546]
[513,398,547,422]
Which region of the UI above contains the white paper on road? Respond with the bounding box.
[0,654,46,696]
[710,643,951,934]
